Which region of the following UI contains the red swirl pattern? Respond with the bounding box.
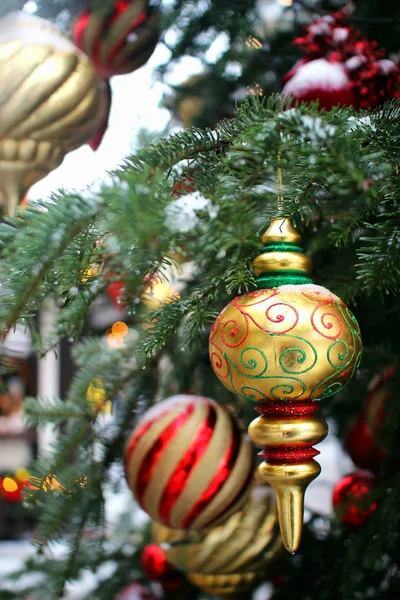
[209,285,362,402]
[311,303,344,341]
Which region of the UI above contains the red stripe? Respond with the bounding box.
[108,11,148,66]
[205,456,255,528]
[182,414,241,528]
[158,405,217,524]
[124,413,163,476]
[73,11,91,49]
[135,404,195,506]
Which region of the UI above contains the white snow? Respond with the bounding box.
[378,59,396,75]
[332,27,349,44]
[345,55,367,71]
[276,283,340,301]
[283,58,350,96]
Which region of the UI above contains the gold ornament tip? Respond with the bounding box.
[258,460,321,554]
[261,217,302,245]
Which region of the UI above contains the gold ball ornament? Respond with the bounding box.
[152,485,284,597]
[209,218,362,553]
[0,12,105,215]
[124,394,255,530]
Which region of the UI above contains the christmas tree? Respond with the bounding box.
[1,1,400,599]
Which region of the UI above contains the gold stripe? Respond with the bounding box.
[100,1,147,66]
[115,10,159,67]
[32,71,99,145]
[252,251,312,275]
[10,55,92,138]
[125,409,182,492]
[0,46,53,128]
[82,14,103,57]
[191,434,254,529]
[143,400,208,523]
[170,401,231,528]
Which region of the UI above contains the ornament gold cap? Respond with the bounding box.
[253,217,313,288]
[261,217,302,245]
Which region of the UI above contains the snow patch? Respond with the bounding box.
[284,58,350,95]
[277,283,340,301]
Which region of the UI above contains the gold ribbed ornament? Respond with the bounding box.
[153,485,284,598]
[0,12,105,215]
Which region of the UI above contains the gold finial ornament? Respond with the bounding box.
[0,12,105,215]
[152,485,284,597]
[209,217,362,553]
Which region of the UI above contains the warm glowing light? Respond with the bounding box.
[247,82,264,96]
[245,36,262,49]
[3,477,18,492]
[275,0,293,5]
[141,280,180,310]
[107,332,124,349]
[86,378,112,414]
[111,321,129,336]
[81,264,100,282]
[15,468,30,483]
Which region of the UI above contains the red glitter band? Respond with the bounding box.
[259,447,320,462]
[255,400,318,417]
[135,404,195,506]
[182,414,241,528]
[158,405,217,524]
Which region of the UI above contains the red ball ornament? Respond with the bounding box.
[141,544,182,592]
[114,582,156,600]
[344,368,394,473]
[332,470,377,527]
[283,58,357,110]
[106,277,126,310]
[124,394,255,529]
[283,10,400,110]
[73,0,160,80]
[141,543,174,580]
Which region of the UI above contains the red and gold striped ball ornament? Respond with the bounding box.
[124,394,255,529]
[73,0,160,80]
[209,217,362,553]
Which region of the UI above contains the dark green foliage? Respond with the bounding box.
[0,95,399,598]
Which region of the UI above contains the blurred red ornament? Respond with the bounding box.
[141,543,182,592]
[141,543,173,580]
[73,0,160,80]
[344,368,394,473]
[283,58,357,110]
[73,1,160,149]
[114,582,156,600]
[344,416,385,474]
[0,476,28,503]
[332,470,377,527]
[172,176,195,196]
[106,277,126,310]
[283,10,400,110]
